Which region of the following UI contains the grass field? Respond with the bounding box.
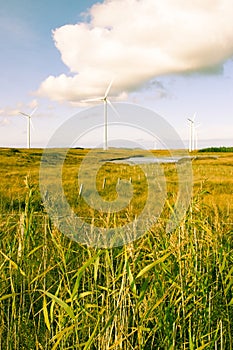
[0,148,232,349]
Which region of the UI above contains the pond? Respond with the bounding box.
[110,156,192,164]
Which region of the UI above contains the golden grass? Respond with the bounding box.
[0,148,232,349]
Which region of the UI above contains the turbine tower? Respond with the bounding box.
[19,107,37,149]
[194,124,198,151]
[81,80,118,151]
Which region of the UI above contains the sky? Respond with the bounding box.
[0,0,233,149]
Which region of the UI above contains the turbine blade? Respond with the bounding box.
[107,100,120,118]
[187,118,193,123]
[104,78,114,99]
[30,106,38,116]
[19,112,30,118]
[81,97,104,103]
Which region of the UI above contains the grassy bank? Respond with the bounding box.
[0,148,232,349]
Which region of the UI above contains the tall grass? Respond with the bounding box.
[0,181,232,349]
[0,149,232,349]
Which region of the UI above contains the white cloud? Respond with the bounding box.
[37,0,233,103]
[28,99,38,109]
[3,108,20,117]
[0,100,38,117]
[0,118,10,127]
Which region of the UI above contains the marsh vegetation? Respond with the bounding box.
[0,148,232,349]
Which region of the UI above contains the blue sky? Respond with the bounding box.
[0,0,233,149]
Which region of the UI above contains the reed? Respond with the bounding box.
[0,148,232,349]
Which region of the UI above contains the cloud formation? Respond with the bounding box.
[37,0,233,103]
[0,100,38,117]
[0,117,10,127]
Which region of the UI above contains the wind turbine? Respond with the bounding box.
[187,113,196,152]
[188,117,194,152]
[187,113,200,152]
[19,107,37,149]
[81,80,118,151]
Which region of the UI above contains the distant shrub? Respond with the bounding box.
[198,146,233,153]
[11,148,20,153]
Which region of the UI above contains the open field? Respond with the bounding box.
[0,148,232,349]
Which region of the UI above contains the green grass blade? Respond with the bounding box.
[136,252,171,279]
[42,290,75,320]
